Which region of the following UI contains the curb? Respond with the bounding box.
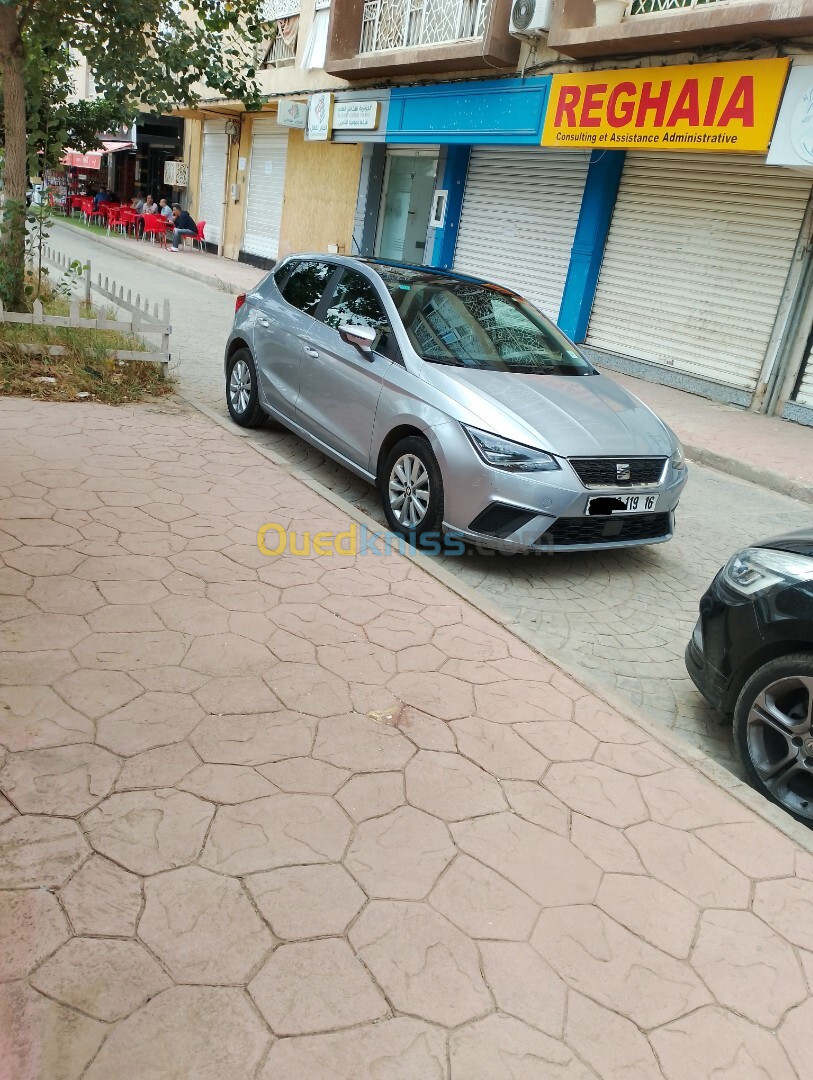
[177,389,813,854]
[52,219,254,296]
[683,441,813,507]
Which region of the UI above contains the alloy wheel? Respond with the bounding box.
[229,359,252,415]
[745,675,813,821]
[388,453,431,529]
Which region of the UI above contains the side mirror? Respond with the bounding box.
[339,323,377,359]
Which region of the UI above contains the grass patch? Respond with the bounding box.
[58,214,155,244]
[57,214,120,240]
[0,286,173,405]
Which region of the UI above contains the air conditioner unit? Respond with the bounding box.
[509,0,553,35]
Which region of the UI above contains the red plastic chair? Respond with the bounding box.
[192,220,207,252]
[118,208,138,236]
[141,214,168,246]
[88,200,110,226]
[106,207,127,236]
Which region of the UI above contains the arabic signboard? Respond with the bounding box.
[333,101,379,131]
[541,59,789,153]
[306,92,333,141]
[277,100,308,129]
[62,151,103,170]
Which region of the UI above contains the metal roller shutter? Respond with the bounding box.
[586,153,812,393]
[794,352,813,408]
[453,147,590,322]
[243,119,288,260]
[198,123,229,247]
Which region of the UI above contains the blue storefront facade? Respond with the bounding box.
[346,75,624,343]
[331,58,813,422]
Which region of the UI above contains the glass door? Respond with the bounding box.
[375,150,438,264]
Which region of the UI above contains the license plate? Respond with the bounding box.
[587,494,659,516]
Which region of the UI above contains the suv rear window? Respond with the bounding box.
[280,260,335,317]
[271,260,298,294]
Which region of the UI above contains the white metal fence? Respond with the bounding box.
[35,245,172,371]
[360,0,491,53]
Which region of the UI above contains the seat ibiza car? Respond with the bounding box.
[225,256,688,552]
[686,530,813,824]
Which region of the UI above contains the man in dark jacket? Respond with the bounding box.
[169,204,198,251]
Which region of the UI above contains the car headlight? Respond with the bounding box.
[722,547,813,598]
[463,426,560,472]
[671,441,685,470]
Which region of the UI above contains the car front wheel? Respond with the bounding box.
[733,653,813,825]
[226,348,264,428]
[381,436,444,544]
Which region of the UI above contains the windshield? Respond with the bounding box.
[375,266,594,376]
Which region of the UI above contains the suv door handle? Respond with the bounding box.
[303,346,319,358]
[258,317,270,328]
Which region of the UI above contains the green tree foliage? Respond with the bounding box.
[0,0,266,307]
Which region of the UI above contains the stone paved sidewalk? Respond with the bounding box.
[2,396,813,1079]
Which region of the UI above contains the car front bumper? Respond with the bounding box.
[684,572,765,716]
[431,423,687,553]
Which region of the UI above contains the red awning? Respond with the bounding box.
[61,150,102,170]
[61,141,134,169]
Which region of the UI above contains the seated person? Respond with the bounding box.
[169,204,198,251]
[142,195,158,215]
[92,189,110,210]
[158,197,173,221]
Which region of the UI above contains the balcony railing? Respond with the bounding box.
[626,0,758,15]
[360,0,491,53]
[262,32,296,67]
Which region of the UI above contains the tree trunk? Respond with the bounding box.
[0,5,27,309]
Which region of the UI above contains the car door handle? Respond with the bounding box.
[303,346,319,358]
[258,317,270,328]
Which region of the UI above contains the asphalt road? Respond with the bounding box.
[51,221,813,772]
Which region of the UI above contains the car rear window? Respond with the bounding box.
[281,261,335,317]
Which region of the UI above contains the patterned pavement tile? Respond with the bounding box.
[1,394,812,1078]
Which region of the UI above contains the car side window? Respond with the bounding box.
[323,270,398,361]
[253,261,297,301]
[272,260,298,294]
[281,261,334,317]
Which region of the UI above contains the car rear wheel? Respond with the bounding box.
[226,348,264,428]
[381,436,444,543]
[733,653,813,825]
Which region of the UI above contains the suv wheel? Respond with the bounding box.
[733,653,813,825]
[226,348,264,428]
[381,436,444,543]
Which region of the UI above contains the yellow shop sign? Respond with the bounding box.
[541,58,789,153]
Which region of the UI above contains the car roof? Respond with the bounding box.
[280,253,508,292]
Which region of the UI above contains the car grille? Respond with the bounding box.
[538,513,671,547]
[569,457,667,488]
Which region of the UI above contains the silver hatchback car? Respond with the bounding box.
[225,256,688,552]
